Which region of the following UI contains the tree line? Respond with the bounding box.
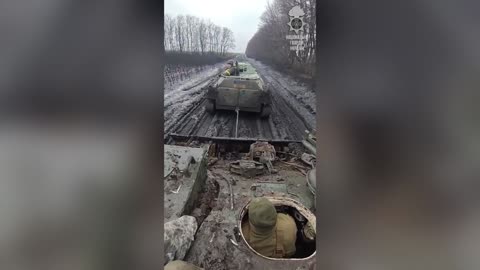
[246,0,316,77]
[165,14,235,55]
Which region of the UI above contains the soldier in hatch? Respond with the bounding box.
[241,197,297,258]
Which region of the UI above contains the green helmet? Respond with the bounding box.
[248,198,277,233]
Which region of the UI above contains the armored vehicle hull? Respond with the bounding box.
[206,62,272,118]
[164,138,316,270]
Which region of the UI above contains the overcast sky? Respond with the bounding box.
[165,0,270,53]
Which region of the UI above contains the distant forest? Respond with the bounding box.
[246,0,316,77]
[164,14,236,65]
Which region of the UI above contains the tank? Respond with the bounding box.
[205,62,272,118]
[164,139,316,270]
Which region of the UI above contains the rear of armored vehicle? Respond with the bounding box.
[205,62,272,118]
[207,77,269,113]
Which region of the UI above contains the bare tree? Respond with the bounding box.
[164,14,176,51]
[164,13,236,56]
[225,29,235,54]
[220,27,235,55]
[191,16,200,52]
[206,21,215,53]
[198,19,207,54]
[213,25,222,54]
[185,15,195,52]
[175,15,186,52]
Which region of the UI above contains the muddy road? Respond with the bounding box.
[164,59,316,141]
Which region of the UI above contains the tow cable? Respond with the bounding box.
[235,107,240,138]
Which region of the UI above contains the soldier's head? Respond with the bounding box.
[248,198,277,234]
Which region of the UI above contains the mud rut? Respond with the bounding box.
[165,62,315,141]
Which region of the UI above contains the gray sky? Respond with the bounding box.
[165,0,270,53]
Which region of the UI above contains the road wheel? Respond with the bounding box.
[260,104,271,118]
[206,99,215,114]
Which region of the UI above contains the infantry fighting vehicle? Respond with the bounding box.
[205,61,272,118]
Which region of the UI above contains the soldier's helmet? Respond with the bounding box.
[248,198,277,234]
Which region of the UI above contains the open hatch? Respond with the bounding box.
[238,196,316,260]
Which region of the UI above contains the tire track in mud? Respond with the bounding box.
[167,97,305,140]
[236,113,257,138]
[217,113,236,138]
[164,98,206,138]
[186,107,209,136]
[270,92,311,139]
[203,113,219,137]
[165,61,316,141]
[164,73,219,138]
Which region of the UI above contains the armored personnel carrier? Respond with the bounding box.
[164,137,316,270]
[205,62,272,118]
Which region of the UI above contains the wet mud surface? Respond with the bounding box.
[164,59,316,141]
